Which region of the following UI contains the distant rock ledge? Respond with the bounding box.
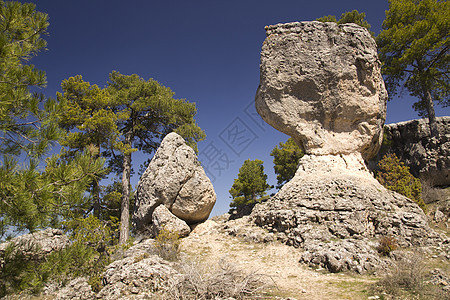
[372,116,450,187]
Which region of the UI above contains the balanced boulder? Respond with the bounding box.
[255,21,387,159]
[133,132,216,233]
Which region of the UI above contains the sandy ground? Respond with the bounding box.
[181,220,379,300]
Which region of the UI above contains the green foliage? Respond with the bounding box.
[154,226,181,261]
[270,138,303,189]
[0,2,105,236]
[376,0,449,137]
[100,181,135,221]
[316,10,373,35]
[107,71,206,158]
[0,149,105,234]
[376,154,426,212]
[0,1,53,158]
[0,215,120,297]
[376,235,398,256]
[0,241,43,296]
[229,159,271,208]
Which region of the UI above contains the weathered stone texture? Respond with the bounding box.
[152,204,191,238]
[250,153,444,272]
[97,240,181,299]
[0,228,69,260]
[255,21,387,159]
[133,132,216,232]
[379,116,450,186]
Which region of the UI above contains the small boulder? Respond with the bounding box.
[152,205,191,238]
[55,277,95,300]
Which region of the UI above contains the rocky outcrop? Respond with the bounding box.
[250,154,442,273]
[97,239,181,299]
[152,204,191,238]
[255,21,387,159]
[251,22,442,273]
[377,116,450,186]
[55,277,95,300]
[0,228,69,261]
[133,132,216,233]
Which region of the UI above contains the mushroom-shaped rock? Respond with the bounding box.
[255,21,387,159]
[133,132,216,232]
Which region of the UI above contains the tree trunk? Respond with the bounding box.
[92,180,100,219]
[425,89,439,138]
[119,135,132,245]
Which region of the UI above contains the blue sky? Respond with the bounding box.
[29,0,449,217]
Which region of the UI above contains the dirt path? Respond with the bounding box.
[181,219,379,299]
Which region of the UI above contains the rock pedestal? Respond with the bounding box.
[252,21,442,273]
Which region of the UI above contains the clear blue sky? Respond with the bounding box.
[29,0,449,217]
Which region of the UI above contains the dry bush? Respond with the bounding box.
[376,235,398,256]
[153,226,181,261]
[375,252,449,299]
[169,258,272,300]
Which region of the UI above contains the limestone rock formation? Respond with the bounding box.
[0,228,69,260]
[152,204,191,238]
[97,240,181,299]
[55,277,95,300]
[133,132,216,233]
[250,154,442,272]
[251,21,443,273]
[255,21,387,159]
[377,116,450,186]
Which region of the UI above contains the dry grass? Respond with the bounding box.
[153,226,181,261]
[169,258,273,300]
[374,252,450,300]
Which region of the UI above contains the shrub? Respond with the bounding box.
[376,154,426,212]
[375,252,428,298]
[376,235,398,256]
[0,216,121,297]
[153,226,181,261]
[169,259,271,299]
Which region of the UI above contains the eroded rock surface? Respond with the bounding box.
[377,116,450,186]
[97,240,181,299]
[250,154,443,272]
[0,228,69,260]
[133,132,216,232]
[152,204,191,238]
[55,277,95,300]
[255,21,387,159]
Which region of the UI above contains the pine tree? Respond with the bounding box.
[0,1,104,235]
[107,71,205,244]
[229,159,271,208]
[270,138,303,189]
[56,75,123,218]
[376,0,449,138]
